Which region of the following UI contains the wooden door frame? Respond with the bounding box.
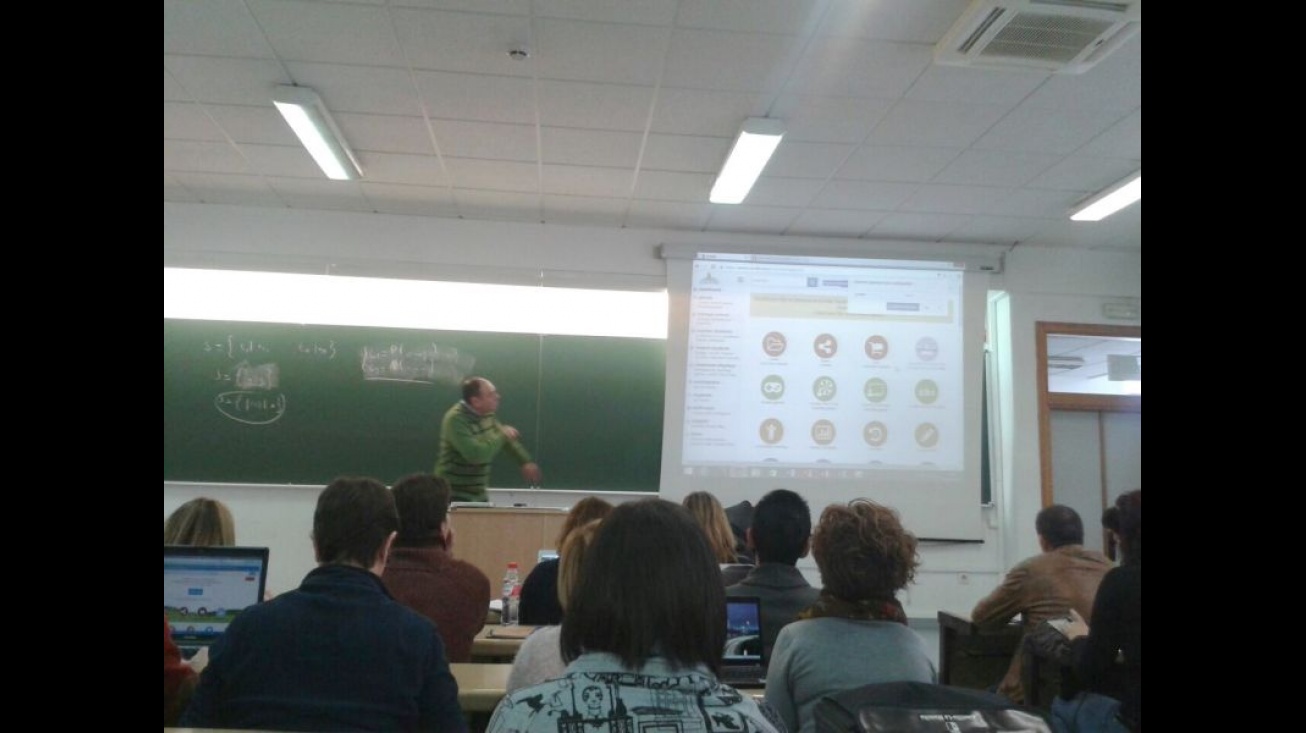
[1036,321,1141,510]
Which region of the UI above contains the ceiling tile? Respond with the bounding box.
[165,102,228,142]
[867,100,1010,147]
[205,104,299,146]
[988,188,1077,218]
[675,0,820,34]
[543,194,628,227]
[540,164,634,197]
[1026,157,1138,193]
[391,8,533,75]
[336,113,435,155]
[624,200,712,230]
[765,142,855,179]
[768,95,894,144]
[286,62,424,116]
[641,134,730,173]
[354,151,451,186]
[165,173,200,202]
[633,170,713,202]
[663,29,803,92]
[650,88,770,136]
[816,0,966,42]
[165,55,290,107]
[897,183,1013,216]
[414,71,536,124]
[809,180,917,210]
[429,119,537,162]
[164,0,275,57]
[392,0,528,14]
[943,215,1046,246]
[170,172,280,205]
[1076,110,1141,160]
[537,81,656,132]
[869,212,972,240]
[743,177,825,208]
[445,158,538,191]
[454,189,542,222]
[541,128,642,168]
[934,150,1061,187]
[785,38,932,98]
[165,139,249,174]
[786,208,886,237]
[705,204,801,233]
[534,19,671,85]
[973,105,1131,155]
[535,0,676,25]
[906,65,1047,106]
[240,143,324,178]
[248,0,404,65]
[834,145,960,182]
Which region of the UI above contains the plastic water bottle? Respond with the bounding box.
[501,562,520,626]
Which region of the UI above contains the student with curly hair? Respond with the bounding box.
[764,499,936,733]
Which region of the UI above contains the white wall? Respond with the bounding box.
[164,203,1140,618]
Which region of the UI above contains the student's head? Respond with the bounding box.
[312,476,399,570]
[562,499,725,675]
[556,518,603,612]
[391,473,452,548]
[1109,489,1141,565]
[555,496,614,549]
[462,376,501,415]
[164,497,236,546]
[682,491,737,563]
[1035,504,1084,549]
[812,499,919,602]
[749,489,812,566]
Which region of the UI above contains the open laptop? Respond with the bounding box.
[719,596,767,687]
[164,545,269,659]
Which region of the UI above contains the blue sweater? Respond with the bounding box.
[180,563,467,732]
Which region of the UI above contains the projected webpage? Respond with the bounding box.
[682,253,965,479]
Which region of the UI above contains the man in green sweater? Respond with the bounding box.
[435,377,542,502]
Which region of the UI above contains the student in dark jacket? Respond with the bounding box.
[518,496,612,625]
[181,476,467,732]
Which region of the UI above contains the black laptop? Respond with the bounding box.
[719,596,767,687]
[164,545,269,659]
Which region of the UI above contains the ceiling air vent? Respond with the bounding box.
[935,0,1141,74]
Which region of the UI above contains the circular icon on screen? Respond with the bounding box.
[811,420,836,445]
[761,375,785,400]
[813,333,838,359]
[760,419,784,444]
[864,335,889,360]
[916,337,939,361]
[915,379,939,404]
[863,378,888,403]
[762,332,787,357]
[863,421,888,447]
[915,422,940,447]
[812,376,836,402]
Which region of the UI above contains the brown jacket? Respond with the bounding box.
[382,544,491,663]
[971,544,1112,703]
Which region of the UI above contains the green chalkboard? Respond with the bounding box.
[163,319,665,490]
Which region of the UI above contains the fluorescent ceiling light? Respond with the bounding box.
[1070,170,1140,222]
[709,118,785,205]
[272,85,362,181]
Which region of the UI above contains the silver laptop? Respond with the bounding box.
[719,596,767,686]
[164,545,269,659]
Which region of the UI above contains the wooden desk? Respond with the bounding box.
[452,662,512,713]
[471,624,538,662]
[936,610,1023,690]
[449,507,568,584]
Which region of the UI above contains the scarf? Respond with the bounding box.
[796,590,908,625]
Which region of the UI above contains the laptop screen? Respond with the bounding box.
[164,545,269,654]
[723,596,766,666]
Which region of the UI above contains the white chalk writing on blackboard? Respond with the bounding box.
[215,391,287,425]
[203,336,271,360]
[360,343,475,385]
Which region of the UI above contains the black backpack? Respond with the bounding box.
[813,681,1055,733]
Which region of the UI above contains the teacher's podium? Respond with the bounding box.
[449,506,568,585]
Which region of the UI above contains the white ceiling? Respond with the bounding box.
[164,0,1141,252]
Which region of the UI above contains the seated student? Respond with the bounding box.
[180,476,467,732]
[726,489,821,661]
[164,496,236,545]
[1052,490,1141,733]
[765,499,936,733]
[518,496,612,625]
[971,504,1112,704]
[383,472,492,663]
[683,491,754,586]
[488,499,780,733]
[164,612,198,726]
[506,518,603,693]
